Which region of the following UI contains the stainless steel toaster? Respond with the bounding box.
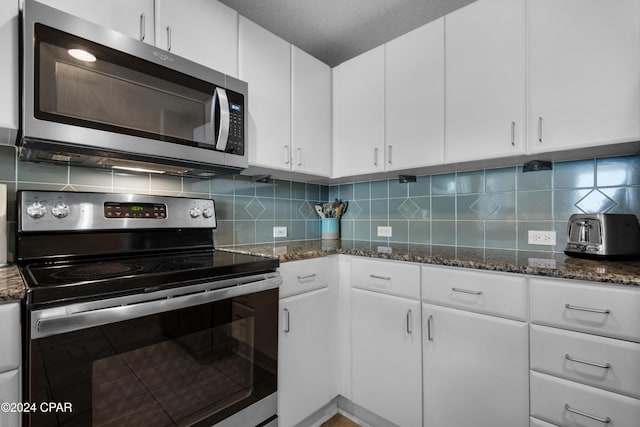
[565,213,640,258]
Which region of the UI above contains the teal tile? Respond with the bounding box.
[18,160,68,184]
[485,221,517,249]
[256,179,274,198]
[518,166,552,191]
[307,219,320,240]
[113,172,149,192]
[234,221,255,245]
[210,176,234,195]
[275,199,291,220]
[554,159,595,189]
[431,221,455,245]
[213,220,234,246]
[389,220,409,243]
[235,175,255,196]
[212,195,234,221]
[408,175,430,197]
[319,185,329,201]
[328,185,339,201]
[149,175,181,196]
[457,195,483,220]
[354,220,371,240]
[389,198,407,220]
[343,199,369,220]
[596,155,640,187]
[432,173,456,195]
[354,182,370,200]
[457,170,484,194]
[408,220,430,244]
[293,200,315,220]
[601,187,640,214]
[1,182,16,222]
[517,191,552,220]
[370,199,388,220]
[69,166,112,188]
[485,167,516,192]
[292,181,306,200]
[234,196,255,220]
[411,197,430,221]
[258,197,275,220]
[306,183,320,201]
[256,220,275,244]
[274,179,291,199]
[389,179,408,198]
[340,219,354,240]
[554,221,569,253]
[457,221,484,247]
[553,189,591,220]
[431,196,455,220]
[0,146,16,181]
[290,220,306,240]
[487,193,516,220]
[370,180,388,199]
[183,177,209,195]
[339,183,355,201]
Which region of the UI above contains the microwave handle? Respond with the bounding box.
[211,87,230,151]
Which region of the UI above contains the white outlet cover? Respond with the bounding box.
[273,226,287,238]
[377,226,392,237]
[528,230,556,246]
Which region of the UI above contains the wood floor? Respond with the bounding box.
[320,414,361,427]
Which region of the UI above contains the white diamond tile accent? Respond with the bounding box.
[245,197,266,219]
[575,189,617,213]
[469,195,499,219]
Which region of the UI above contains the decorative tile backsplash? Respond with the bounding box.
[1,143,639,256]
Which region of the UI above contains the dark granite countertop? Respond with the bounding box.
[224,240,640,287]
[0,265,25,302]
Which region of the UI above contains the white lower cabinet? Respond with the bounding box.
[351,289,422,427]
[0,369,20,427]
[0,302,20,427]
[278,259,333,427]
[422,303,529,427]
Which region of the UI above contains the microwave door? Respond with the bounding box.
[212,87,230,151]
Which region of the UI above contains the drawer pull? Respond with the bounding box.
[565,304,610,314]
[370,274,391,281]
[564,404,611,424]
[297,273,317,281]
[284,308,290,333]
[427,315,434,341]
[565,354,611,369]
[452,287,483,295]
[406,309,413,334]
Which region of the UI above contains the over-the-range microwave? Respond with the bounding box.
[20,0,248,177]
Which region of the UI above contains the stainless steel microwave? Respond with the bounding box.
[20,0,248,177]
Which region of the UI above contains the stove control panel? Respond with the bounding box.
[19,191,217,232]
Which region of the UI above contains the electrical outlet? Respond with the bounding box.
[377,226,392,237]
[528,230,556,246]
[273,226,287,238]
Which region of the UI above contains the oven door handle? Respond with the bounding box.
[31,274,282,339]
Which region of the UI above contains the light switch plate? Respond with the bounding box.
[273,226,287,238]
[377,226,392,237]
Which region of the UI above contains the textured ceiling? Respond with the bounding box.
[219,0,478,67]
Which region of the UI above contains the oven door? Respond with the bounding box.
[26,274,280,427]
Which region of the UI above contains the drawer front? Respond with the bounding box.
[279,258,331,298]
[530,278,640,342]
[422,265,527,320]
[531,371,640,427]
[530,417,557,427]
[351,258,420,300]
[0,303,20,372]
[531,324,640,399]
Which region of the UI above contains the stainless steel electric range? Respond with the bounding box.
[17,191,281,427]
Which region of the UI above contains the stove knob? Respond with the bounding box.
[52,202,70,219]
[26,202,47,219]
[202,207,214,218]
[189,207,202,218]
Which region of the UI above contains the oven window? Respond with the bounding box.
[28,289,278,426]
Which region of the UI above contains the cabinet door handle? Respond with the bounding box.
[565,354,611,369]
[295,148,302,166]
[283,308,290,333]
[564,404,611,424]
[139,13,146,41]
[283,145,290,164]
[370,274,391,281]
[406,309,413,334]
[511,122,516,146]
[538,117,543,143]
[565,304,610,315]
[388,145,393,164]
[452,287,483,295]
[297,273,316,281]
[427,315,434,341]
[166,25,172,51]
[373,147,379,166]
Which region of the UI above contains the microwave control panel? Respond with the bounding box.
[224,90,245,156]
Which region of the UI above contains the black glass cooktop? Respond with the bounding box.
[21,250,278,305]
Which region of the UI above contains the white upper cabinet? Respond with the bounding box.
[528,0,640,153]
[333,45,385,177]
[385,18,444,171]
[155,0,238,76]
[444,0,526,163]
[39,0,155,44]
[239,17,292,171]
[0,0,18,144]
[291,46,332,176]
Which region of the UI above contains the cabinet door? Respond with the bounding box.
[444,0,526,163]
[528,0,640,152]
[0,303,20,372]
[291,46,332,176]
[385,18,444,171]
[0,369,20,427]
[351,289,422,427]
[278,289,332,427]
[333,46,385,177]
[423,303,529,427]
[0,0,18,142]
[239,17,292,171]
[155,0,238,76]
[39,0,155,44]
